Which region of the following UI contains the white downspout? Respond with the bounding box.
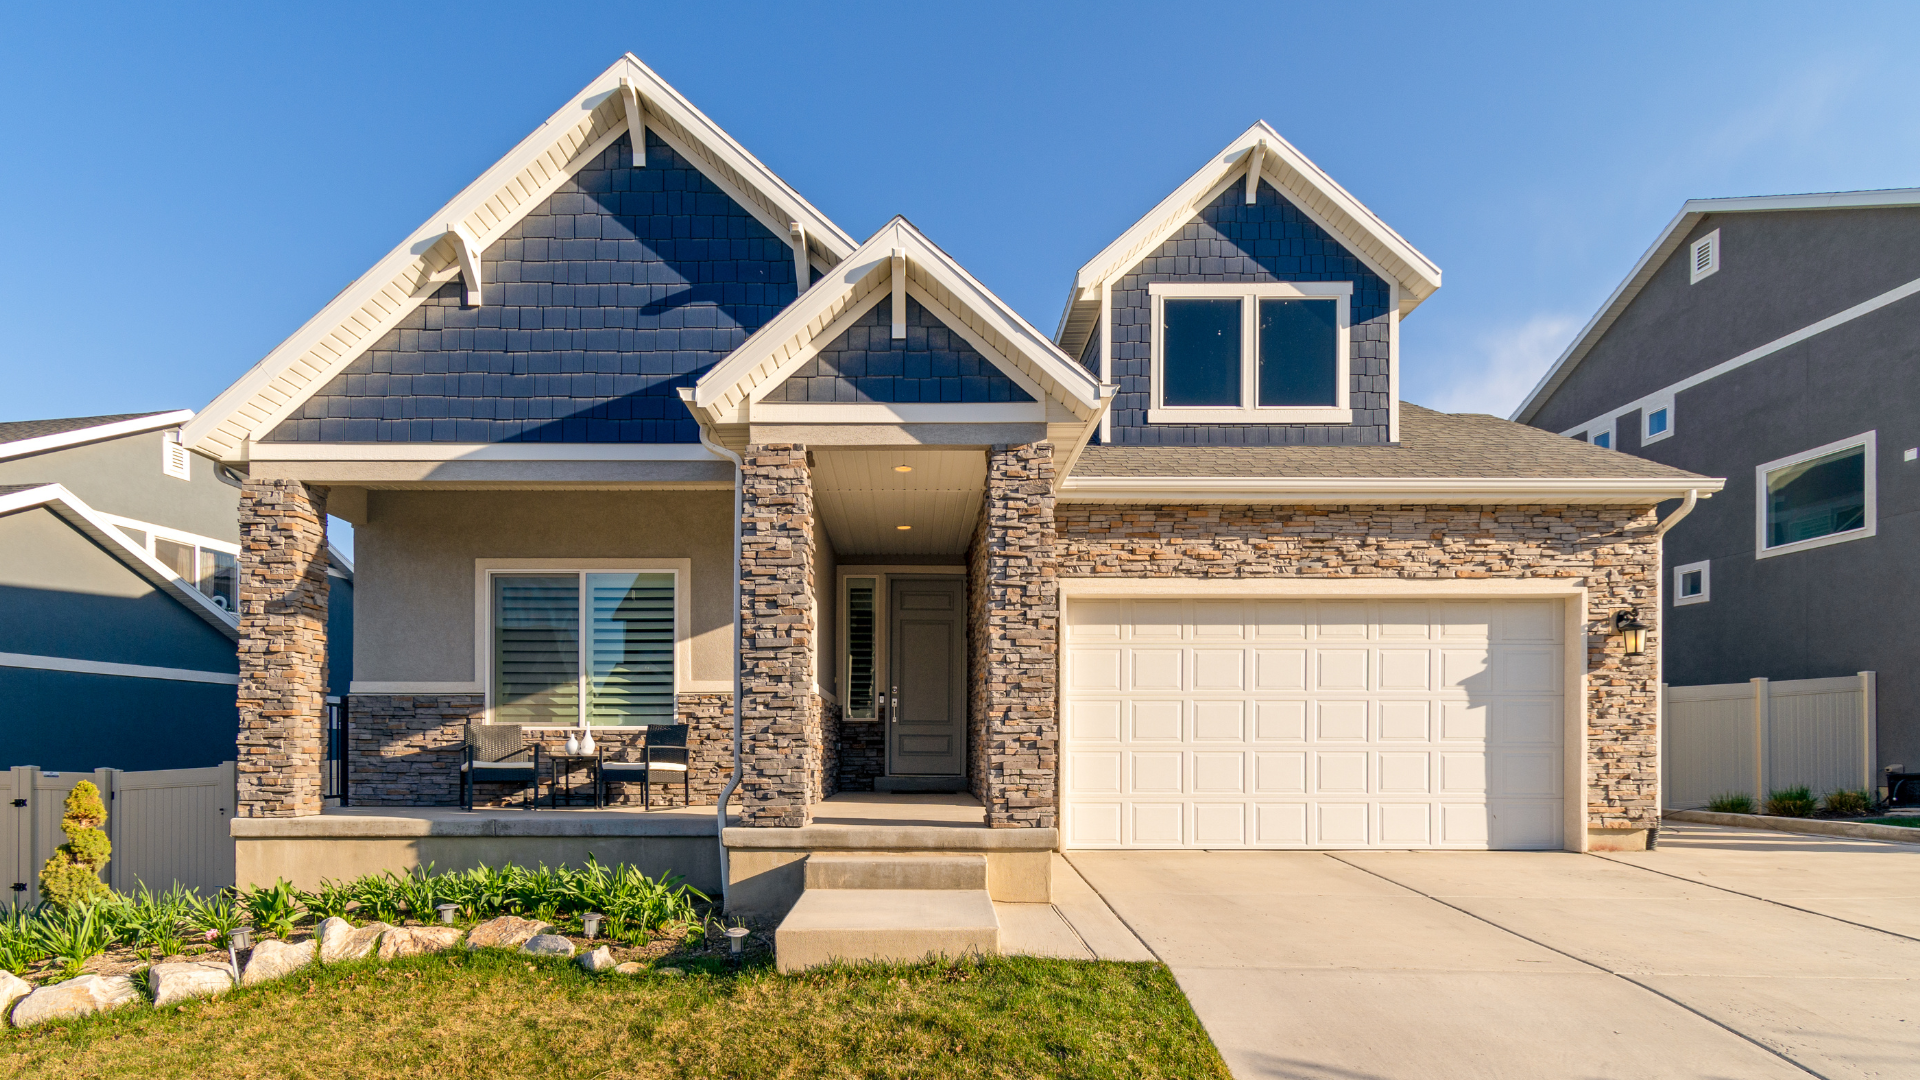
[1649,488,1701,835]
[680,389,744,905]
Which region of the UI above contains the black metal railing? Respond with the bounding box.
[323,697,349,804]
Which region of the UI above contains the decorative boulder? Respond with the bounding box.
[578,945,615,973]
[519,934,575,958]
[149,961,235,1007]
[613,962,644,975]
[466,915,555,951]
[376,926,466,960]
[319,919,392,963]
[0,970,32,1020]
[241,939,317,986]
[8,974,140,1027]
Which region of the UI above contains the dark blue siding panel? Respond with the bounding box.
[329,577,353,698]
[0,668,235,771]
[265,131,799,443]
[1105,180,1394,445]
[760,295,1034,404]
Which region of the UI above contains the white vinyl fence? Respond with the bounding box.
[2,762,235,908]
[1663,674,1876,810]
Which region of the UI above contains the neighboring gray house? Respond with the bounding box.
[1512,189,1920,781]
[191,52,1717,889]
[0,411,354,771]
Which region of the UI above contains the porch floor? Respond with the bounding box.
[811,792,987,830]
[277,791,981,837]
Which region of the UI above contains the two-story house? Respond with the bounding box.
[1513,190,1920,790]
[189,56,1715,924]
[0,411,354,772]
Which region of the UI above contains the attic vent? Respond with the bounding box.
[1690,229,1720,283]
[162,433,191,481]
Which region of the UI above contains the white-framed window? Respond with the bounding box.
[844,576,879,720]
[1642,399,1674,445]
[103,516,240,611]
[1148,281,1352,424]
[1579,420,1614,449]
[1672,560,1710,606]
[1755,432,1876,559]
[161,433,191,481]
[1690,229,1720,284]
[475,560,690,728]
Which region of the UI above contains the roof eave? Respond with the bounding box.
[0,410,195,463]
[1056,475,1723,505]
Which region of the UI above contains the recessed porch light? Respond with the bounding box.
[896,525,912,530]
[893,465,913,473]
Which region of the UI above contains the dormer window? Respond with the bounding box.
[1149,282,1352,423]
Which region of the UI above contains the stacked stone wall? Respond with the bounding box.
[734,445,820,826]
[1054,502,1664,830]
[835,717,886,792]
[345,693,733,808]
[969,444,1059,828]
[236,480,330,818]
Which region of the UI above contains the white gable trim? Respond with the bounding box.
[184,54,855,462]
[0,484,241,640]
[0,411,194,462]
[1055,121,1442,360]
[695,218,1102,425]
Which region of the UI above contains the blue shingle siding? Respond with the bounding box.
[265,131,798,443]
[1105,180,1394,445]
[760,294,1035,404]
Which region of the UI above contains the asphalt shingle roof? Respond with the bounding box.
[1071,404,1711,481]
[0,412,175,446]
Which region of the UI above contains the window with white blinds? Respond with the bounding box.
[491,571,676,727]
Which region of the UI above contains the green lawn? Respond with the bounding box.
[1858,817,1920,828]
[3,950,1229,1079]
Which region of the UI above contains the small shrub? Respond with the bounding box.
[352,873,406,924]
[32,902,113,979]
[1707,792,1755,814]
[40,781,112,909]
[299,878,357,921]
[0,911,42,975]
[241,878,303,938]
[1765,785,1816,817]
[1823,789,1873,816]
[188,892,245,946]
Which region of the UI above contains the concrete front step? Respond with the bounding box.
[804,852,987,891]
[775,889,1000,973]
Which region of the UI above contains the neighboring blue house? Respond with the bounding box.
[0,412,354,772]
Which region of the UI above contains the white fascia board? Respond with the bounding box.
[0,652,237,685]
[0,484,241,639]
[697,217,1102,421]
[750,403,1046,424]
[184,53,854,462]
[1059,121,1442,356]
[0,410,194,462]
[1056,475,1724,504]
[1512,186,1920,426]
[328,541,355,580]
[243,442,724,462]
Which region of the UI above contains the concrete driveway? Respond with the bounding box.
[1067,824,1920,1080]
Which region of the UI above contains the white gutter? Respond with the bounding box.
[1653,488,1702,536]
[1057,475,1725,504]
[680,389,743,903]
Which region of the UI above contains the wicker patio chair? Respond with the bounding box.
[461,723,541,810]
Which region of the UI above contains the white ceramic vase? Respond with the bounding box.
[564,732,580,756]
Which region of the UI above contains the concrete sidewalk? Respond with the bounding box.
[1070,824,1920,1080]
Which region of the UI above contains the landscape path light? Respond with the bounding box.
[436,903,460,924]
[583,913,605,939]
[726,925,751,965]
[228,925,256,977]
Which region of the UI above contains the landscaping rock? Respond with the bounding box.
[466,915,554,951]
[613,962,644,975]
[149,961,235,1007]
[319,919,392,963]
[241,939,316,986]
[578,945,615,973]
[8,975,140,1027]
[519,934,575,958]
[0,970,32,1021]
[377,926,466,960]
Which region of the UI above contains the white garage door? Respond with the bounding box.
[1063,597,1566,850]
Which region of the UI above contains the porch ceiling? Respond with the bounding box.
[812,449,984,555]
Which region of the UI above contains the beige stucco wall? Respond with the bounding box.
[353,489,734,685]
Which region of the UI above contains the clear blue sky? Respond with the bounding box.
[5,1,1920,427]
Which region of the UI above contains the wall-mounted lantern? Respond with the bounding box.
[1613,609,1649,656]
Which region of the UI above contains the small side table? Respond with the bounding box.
[548,752,601,808]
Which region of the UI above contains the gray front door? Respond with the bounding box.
[888,577,966,776]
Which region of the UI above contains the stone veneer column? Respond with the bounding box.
[735,445,818,827]
[236,479,329,818]
[977,443,1058,828]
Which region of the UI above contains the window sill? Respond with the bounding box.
[1148,407,1353,425]
[1756,525,1875,560]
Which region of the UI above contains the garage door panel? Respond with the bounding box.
[1065,598,1565,851]
[1256,700,1307,740]
[1069,699,1122,742]
[1131,700,1183,741]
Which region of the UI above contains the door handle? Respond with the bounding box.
[890,685,899,723]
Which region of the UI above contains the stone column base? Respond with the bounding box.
[1586,827,1653,852]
